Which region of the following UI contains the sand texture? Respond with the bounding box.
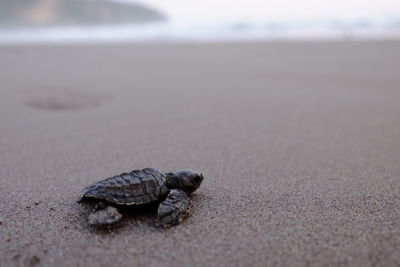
[0,41,399,266]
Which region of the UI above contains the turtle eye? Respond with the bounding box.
[193,175,203,185]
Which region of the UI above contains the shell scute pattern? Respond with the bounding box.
[131,169,146,178]
[82,168,166,205]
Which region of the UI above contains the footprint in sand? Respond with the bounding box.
[25,88,107,111]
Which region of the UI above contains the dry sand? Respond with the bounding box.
[0,41,399,267]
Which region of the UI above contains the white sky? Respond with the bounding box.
[120,0,400,23]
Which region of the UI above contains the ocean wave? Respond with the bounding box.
[0,20,399,44]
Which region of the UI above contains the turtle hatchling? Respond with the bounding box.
[79,168,203,227]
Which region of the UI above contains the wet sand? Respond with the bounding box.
[0,41,399,266]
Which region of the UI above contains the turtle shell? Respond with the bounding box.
[81,168,168,205]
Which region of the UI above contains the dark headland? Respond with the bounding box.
[0,0,166,29]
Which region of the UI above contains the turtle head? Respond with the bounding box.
[165,169,203,194]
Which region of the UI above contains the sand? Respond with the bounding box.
[0,41,399,267]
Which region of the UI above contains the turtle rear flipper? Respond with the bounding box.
[157,189,189,226]
[88,206,122,226]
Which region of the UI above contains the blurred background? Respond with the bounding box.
[0,0,400,44]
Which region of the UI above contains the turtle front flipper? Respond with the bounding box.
[157,189,190,227]
[88,206,123,226]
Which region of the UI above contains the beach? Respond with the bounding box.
[0,40,399,266]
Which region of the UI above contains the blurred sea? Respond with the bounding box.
[0,0,400,44]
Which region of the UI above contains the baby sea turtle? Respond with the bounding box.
[79,168,203,227]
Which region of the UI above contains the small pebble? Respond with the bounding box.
[27,255,40,266]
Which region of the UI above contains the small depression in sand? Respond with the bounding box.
[25,88,106,112]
